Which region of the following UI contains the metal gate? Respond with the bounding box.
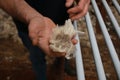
[74,0,120,80]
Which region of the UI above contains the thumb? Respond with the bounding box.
[65,0,74,7]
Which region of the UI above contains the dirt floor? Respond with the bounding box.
[0,1,120,80]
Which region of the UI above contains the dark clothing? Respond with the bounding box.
[13,0,69,80]
[18,32,47,80]
[14,0,69,33]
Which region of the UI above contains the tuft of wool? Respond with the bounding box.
[49,19,76,59]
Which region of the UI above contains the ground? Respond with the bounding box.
[0,1,120,80]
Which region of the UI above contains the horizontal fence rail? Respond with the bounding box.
[74,0,120,80]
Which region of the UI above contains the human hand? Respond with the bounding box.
[28,16,77,57]
[28,16,67,57]
[66,0,90,20]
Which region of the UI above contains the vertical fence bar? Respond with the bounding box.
[85,12,106,80]
[102,0,120,38]
[91,0,120,79]
[112,0,120,14]
[74,21,85,80]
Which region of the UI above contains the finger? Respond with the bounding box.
[70,2,89,20]
[29,32,38,45]
[67,5,82,14]
[39,37,49,47]
[69,13,75,18]
[38,37,65,58]
[78,0,88,6]
[67,0,90,15]
[67,0,86,14]
[32,37,38,45]
[38,31,43,37]
[65,0,74,7]
[71,39,78,45]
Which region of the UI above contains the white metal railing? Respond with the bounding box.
[102,0,120,38]
[74,21,85,80]
[74,0,120,80]
[112,0,120,14]
[85,13,106,80]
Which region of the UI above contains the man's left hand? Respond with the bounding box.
[66,0,90,20]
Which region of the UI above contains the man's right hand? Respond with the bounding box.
[28,16,66,57]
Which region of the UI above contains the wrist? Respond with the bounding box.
[26,12,43,24]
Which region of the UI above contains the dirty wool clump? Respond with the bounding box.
[49,19,77,59]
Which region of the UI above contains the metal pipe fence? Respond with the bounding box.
[85,12,106,80]
[74,0,120,80]
[74,21,85,80]
[112,0,120,14]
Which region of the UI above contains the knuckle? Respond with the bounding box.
[33,38,38,46]
[77,5,84,11]
[77,4,85,11]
